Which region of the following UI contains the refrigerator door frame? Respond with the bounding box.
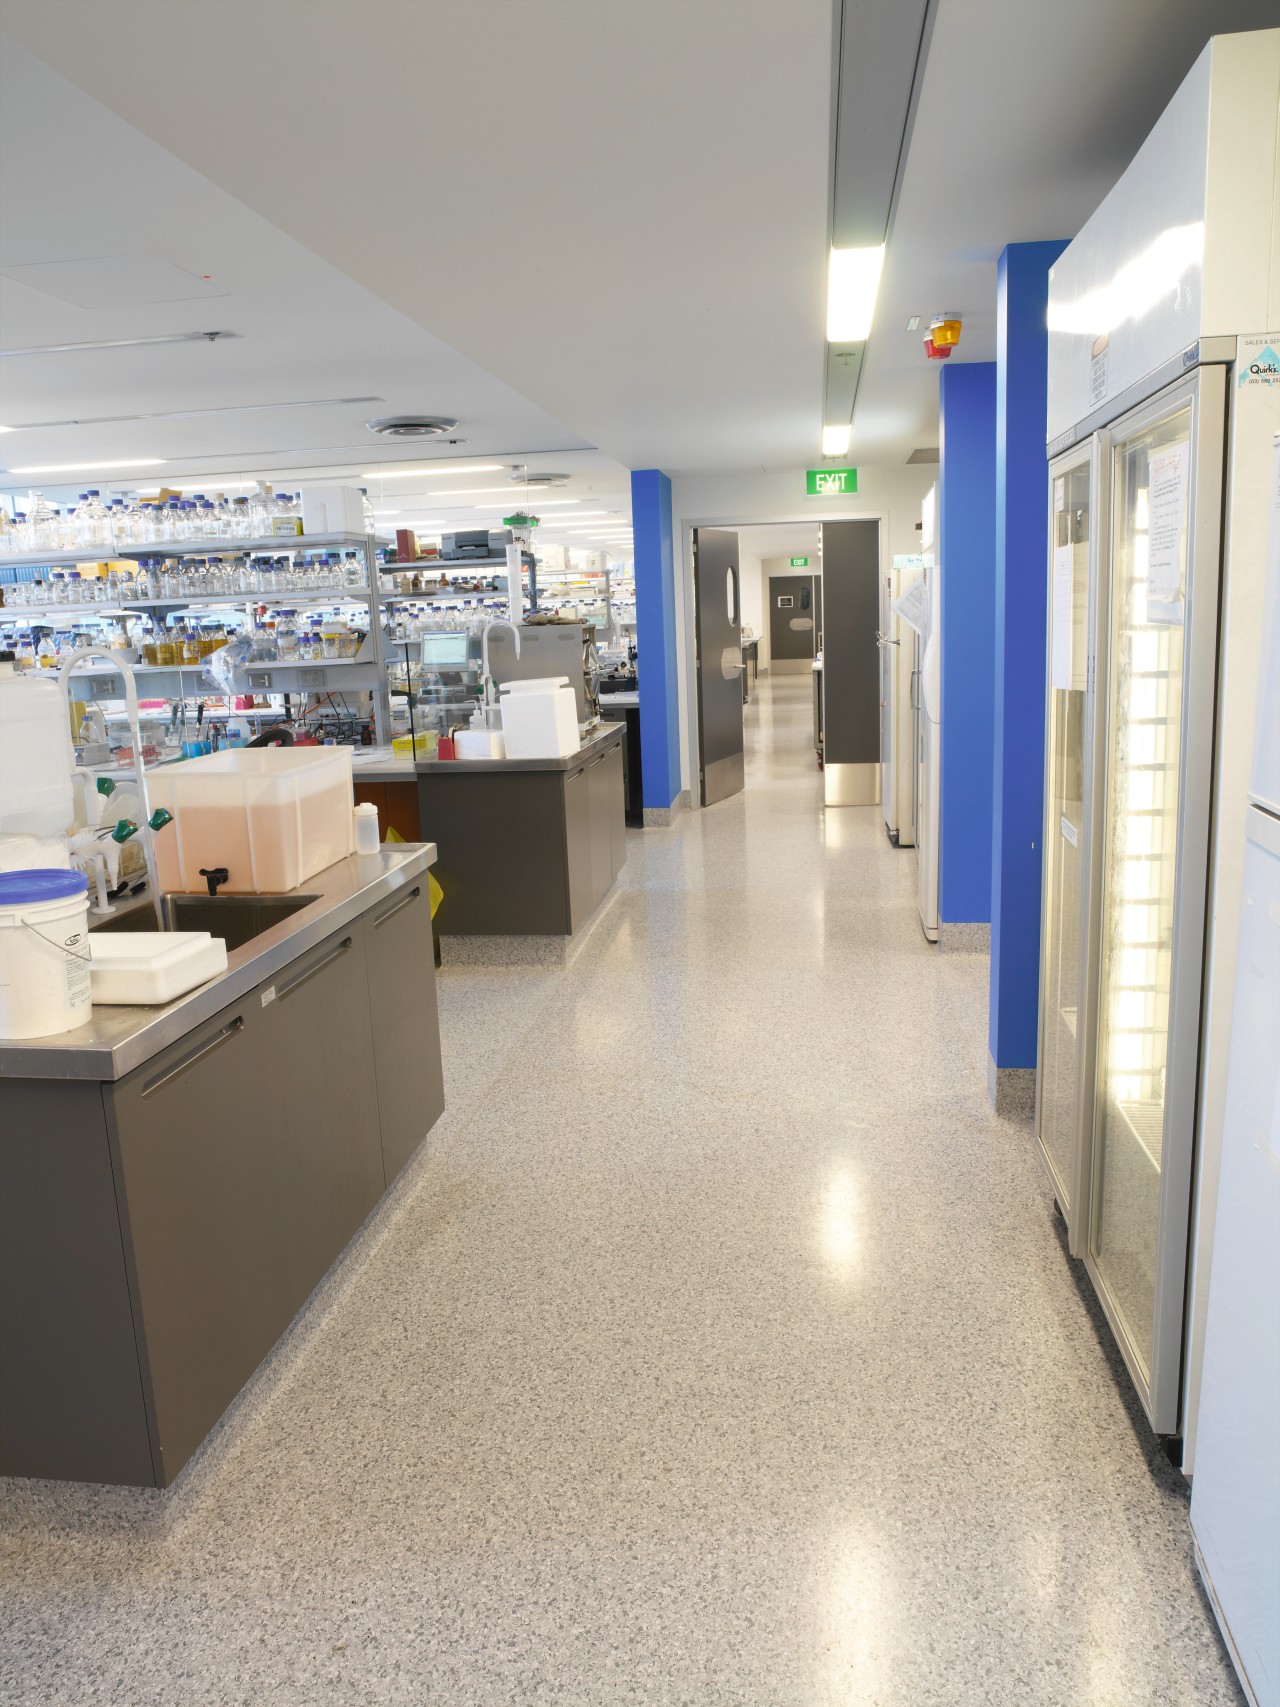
[1034,433,1110,1249]
[1083,361,1228,1435]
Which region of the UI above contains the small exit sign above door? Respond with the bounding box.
[789,556,809,567]
[806,468,857,495]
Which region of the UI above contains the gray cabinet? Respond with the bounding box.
[363,882,445,1184]
[427,730,627,939]
[586,749,614,907]
[107,925,384,1482]
[564,762,595,933]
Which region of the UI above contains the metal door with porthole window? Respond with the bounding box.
[692,527,745,805]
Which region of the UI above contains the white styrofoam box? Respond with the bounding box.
[1047,29,1280,443]
[300,485,367,537]
[89,931,228,1005]
[500,679,580,759]
[148,746,354,894]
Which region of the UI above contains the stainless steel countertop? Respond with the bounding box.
[416,720,625,775]
[350,721,625,783]
[0,844,436,1083]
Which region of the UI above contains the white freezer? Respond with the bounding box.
[1190,804,1280,1707]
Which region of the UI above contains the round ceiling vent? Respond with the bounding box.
[365,415,459,438]
[508,468,569,488]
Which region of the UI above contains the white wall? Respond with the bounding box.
[670,463,935,794]
[737,547,764,663]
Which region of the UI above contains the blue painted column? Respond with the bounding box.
[988,239,1069,1112]
[938,360,997,940]
[630,469,681,812]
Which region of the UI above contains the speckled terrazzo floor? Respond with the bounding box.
[0,677,1242,1706]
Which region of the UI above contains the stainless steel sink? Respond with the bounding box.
[90,893,319,953]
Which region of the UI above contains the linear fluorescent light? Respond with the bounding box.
[7,457,167,474]
[0,425,15,434]
[360,464,503,479]
[0,331,235,358]
[827,245,885,343]
[822,424,851,457]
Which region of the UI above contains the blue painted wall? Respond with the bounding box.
[631,469,682,810]
[989,240,1069,1071]
[938,361,997,925]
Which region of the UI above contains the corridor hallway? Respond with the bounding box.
[0,677,1240,1705]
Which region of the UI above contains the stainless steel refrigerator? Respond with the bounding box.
[1034,28,1279,1436]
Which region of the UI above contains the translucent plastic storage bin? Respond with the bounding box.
[149,748,355,895]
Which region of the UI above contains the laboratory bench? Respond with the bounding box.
[0,844,445,1489]
[353,722,629,951]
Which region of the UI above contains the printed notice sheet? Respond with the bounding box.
[1146,440,1188,625]
[1051,544,1074,690]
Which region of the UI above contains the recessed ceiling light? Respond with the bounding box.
[7,457,167,474]
[827,246,885,343]
[0,331,236,358]
[360,464,503,479]
[822,424,851,456]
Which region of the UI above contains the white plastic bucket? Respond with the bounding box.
[0,869,93,1040]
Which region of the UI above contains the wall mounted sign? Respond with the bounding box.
[806,468,857,495]
[789,556,809,567]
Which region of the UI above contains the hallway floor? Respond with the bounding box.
[1,678,1241,1706]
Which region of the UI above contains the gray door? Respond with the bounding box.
[693,527,745,806]
[769,574,818,665]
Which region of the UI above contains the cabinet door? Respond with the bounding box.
[605,742,626,879]
[109,926,382,1483]
[564,763,594,931]
[587,751,613,907]
[363,880,445,1185]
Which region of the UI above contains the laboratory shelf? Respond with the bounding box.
[0,533,388,570]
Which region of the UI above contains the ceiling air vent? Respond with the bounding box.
[365,415,459,438]
[906,447,940,464]
[509,469,569,488]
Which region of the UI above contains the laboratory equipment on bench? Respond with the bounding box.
[0,868,92,1040]
[499,677,580,760]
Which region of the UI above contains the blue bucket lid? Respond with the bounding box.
[0,869,89,905]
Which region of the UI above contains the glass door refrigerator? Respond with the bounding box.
[1086,369,1226,1432]
[1038,369,1227,1433]
[1035,25,1277,1441]
[1035,441,1102,1247]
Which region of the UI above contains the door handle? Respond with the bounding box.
[275,936,353,1002]
[372,886,421,930]
[909,668,921,710]
[142,1016,245,1099]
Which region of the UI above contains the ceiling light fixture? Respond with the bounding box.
[7,457,167,474]
[822,424,852,457]
[361,463,504,479]
[826,246,885,343]
[0,331,235,358]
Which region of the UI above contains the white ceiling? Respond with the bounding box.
[0,37,634,544]
[0,0,832,478]
[855,0,1278,461]
[728,523,823,563]
[0,0,1274,490]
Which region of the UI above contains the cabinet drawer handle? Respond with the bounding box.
[275,936,353,1002]
[587,754,607,770]
[373,886,421,930]
[142,1017,244,1099]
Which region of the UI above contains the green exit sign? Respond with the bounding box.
[806,467,857,495]
[790,556,809,567]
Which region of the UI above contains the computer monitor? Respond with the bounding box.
[418,632,470,667]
